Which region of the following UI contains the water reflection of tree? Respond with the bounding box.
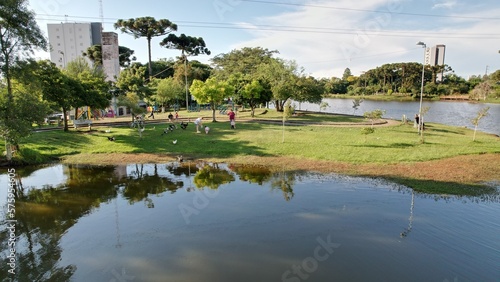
[228,164,272,185]
[193,164,235,189]
[122,164,183,208]
[270,170,296,201]
[165,162,200,177]
[0,165,119,281]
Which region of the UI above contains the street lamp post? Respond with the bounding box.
[416,41,426,134]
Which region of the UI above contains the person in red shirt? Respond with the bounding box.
[228,109,236,129]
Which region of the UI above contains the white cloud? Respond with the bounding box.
[432,0,458,10]
[230,0,500,78]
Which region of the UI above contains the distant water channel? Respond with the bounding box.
[294,99,500,135]
[1,163,499,281]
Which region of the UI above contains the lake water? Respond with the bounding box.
[1,163,499,281]
[294,99,500,135]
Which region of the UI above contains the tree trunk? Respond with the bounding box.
[147,37,152,81]
[63,108,69,131]
[212,103,217,122]
[5,139,13,161]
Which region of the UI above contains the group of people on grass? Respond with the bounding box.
[194,108,236,134]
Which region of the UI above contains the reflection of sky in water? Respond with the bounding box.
[0,165,67,200]
[20,164,67,188]
[1,164,499,281]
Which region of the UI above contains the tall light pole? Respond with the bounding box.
[416,41,426,134]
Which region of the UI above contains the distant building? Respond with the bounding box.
[101,32,120,82]
[47,22,125,116]
[47,22,102,68]
[424,44,446,82]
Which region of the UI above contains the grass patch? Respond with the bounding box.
[5,108,500,195]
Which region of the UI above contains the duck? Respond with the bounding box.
[173,139,177,145]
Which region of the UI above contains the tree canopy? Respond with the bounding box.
[190,77,234,121]
[83,45,136,67]
[114,17,177,80]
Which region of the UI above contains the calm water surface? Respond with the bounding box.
[1,163,499,282]
[295,99,500,135]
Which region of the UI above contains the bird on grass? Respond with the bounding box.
[107,136,115,141]
[105,128,111,133]
[173,140,177,145]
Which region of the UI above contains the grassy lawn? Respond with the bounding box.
[8,108,500,196]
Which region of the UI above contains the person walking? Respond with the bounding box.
[148,107,155,119]
[228,109,236,129]
[194,117,203,133]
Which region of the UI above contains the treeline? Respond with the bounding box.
[322,63,500,98]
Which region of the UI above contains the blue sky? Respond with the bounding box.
[29,0,500,79]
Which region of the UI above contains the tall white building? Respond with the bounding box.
[47,22,102,68]
[424,44,446,82]
[47,22,124,116]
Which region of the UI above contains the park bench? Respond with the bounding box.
[73,119,92,130]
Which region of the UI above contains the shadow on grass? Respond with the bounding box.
[350,142,416,148]
[21,121,274,163]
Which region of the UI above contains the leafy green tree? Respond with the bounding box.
[0,78,51,157]
[83,44,136,67]
[363,109,385,128]
[116,63,150,99]
[471,107,489,142]
[228,73,270,117]
[294,75,323,104]
[153,77,184,111]
[0,0,47,160]
[211,47,278,107]
[342,68,353,81]
[34,60,84,131]
[114,17,177,80]
[64,57,110,119]
[258,58,297,111]
[117,92,145,123]
[190,77,234,122]
[211,47,278,80]
[360,127,375,143]
[160,34,211,107]
[324,77,348,94]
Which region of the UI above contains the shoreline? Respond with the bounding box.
[57,152,500,196]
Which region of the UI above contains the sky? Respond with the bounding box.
[29,0,500,79]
